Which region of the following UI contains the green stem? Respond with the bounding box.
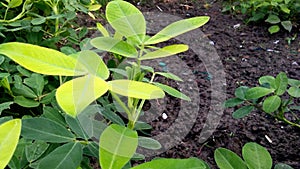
[110,91,132,120]
[52,5,59,36]
[4,7,9,21]
[281,116,300,128]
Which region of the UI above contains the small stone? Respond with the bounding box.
[292,61,298,66]
[273,40,280,44]
[162,113,168,119]
[233,23,240,29]
[209,41,215,46]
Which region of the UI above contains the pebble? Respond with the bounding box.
[162,113,168,119]
[233,23,241,29]
[209,41,215,46]
[292,61,298,66]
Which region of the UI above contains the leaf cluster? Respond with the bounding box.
[222,0,300,34]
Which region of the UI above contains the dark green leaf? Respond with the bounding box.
[259,76,275,88]
[281,21,292,32]
[232,106,254,119]
[37,142,82,169]
[25,140,49,162]
[21,117,75,143]
[16,65,31,77]
[14,96,39,107]
[0,101,13,115]
[262,95,281,113]
[242,142,272,169]
[274,163,294,169]
[42,106,66,126]
[245,87,274,99]
[134,121,152,130]
[154,82,190,101]
[65,115,90,140]
[83,142,99,158]
[31,18,46,25]
[214,148,247,169]
[156,72,183,81]
[100,108,125,126]
[24,73,45,96]
[224,98,244,107]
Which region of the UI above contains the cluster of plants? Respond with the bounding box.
[222,0,300,34]
[225,72,300,128]
[0,0,298,168]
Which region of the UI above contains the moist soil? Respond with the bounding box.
[83,0,300,168]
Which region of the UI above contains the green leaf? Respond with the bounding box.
[100,124,138,169]
[153,82,190,101]
[140,45,188,60]
[156,72,183,81]
[259,76,275,88]
[108,80,165,99]
[16,65,31,77]
[106,0,146,44]
[274,163,294,169]
[91,37,138,58]
[37,142,82,169]
[234,86,249,100]
[138,137,161,150]
[56,75,108,117]
[275,72,288,95]
[232,106,254,119]
[0,101,13,115]
[31,17,46,25]
[21,117,75,143]
[0,119,21,169]
[144,16,209,45]
[262,95,281,113]
[281,21,292,32]
[245,87,274,99]
[8,0,22,8]
[100,108,125,126]
[14,96,40,108]
[279,4,290,14]
[25,140,49,162]
[0,42,87,76]
[42,106,66,126]
[242,142,272,169]
[130,157,210,169]
[268,25,280,34]
[65,115,89,140]
[288,86,300,97]
[214,148,247,169]
[288,78,300,87]
[265,15,281,24]
[134,121,152,130]
[24,73,44,96]
[224,98,244,107]
[96,22,109,37]
[70,50,109,79]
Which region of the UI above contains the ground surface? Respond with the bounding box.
[86,0,300,168]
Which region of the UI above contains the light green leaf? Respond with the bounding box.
[100,124,138,169]
[140,44,188,60]
[144,16,209,45]
[37,142,82,169]
[153,82,190,101]
[274,163,294,169]
[265,15,281,24]
[96,22,109,37]
[156,72,183,81]
[234,86,249,100]
[91,37,138,58]
[8,0,22,8]
[130,157,210,169]
[279,4,290,14]
[242,142,272,169]
[223,98,244,107]
[25,140,49,162]
[56,75,109,117]
[281,21,292,32]
[0,42,87,76]
[14,96,40,108]
[288,86,300,97]
[214,148,247,169]
[69,50,109,79]
[232,106,254,119]
[275,72,288,95]
[21,117,75,143]
[262,95,281,113]
[138,137,161,150]
[0,119,21,169]
[245,87,274,99]
[106,0,146,44]
[268,25,280,34]
[288,78,300,87]
[31,17,46,25]
[259,76,275,87]
[0,101,13,115]
[108,80,165,99]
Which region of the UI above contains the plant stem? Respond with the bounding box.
[52,5,59,36]
[110,91,132,120]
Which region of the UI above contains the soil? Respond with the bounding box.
[82,0,300,168]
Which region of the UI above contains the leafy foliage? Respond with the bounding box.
[225,72,300,128]
[222,0,300,34]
